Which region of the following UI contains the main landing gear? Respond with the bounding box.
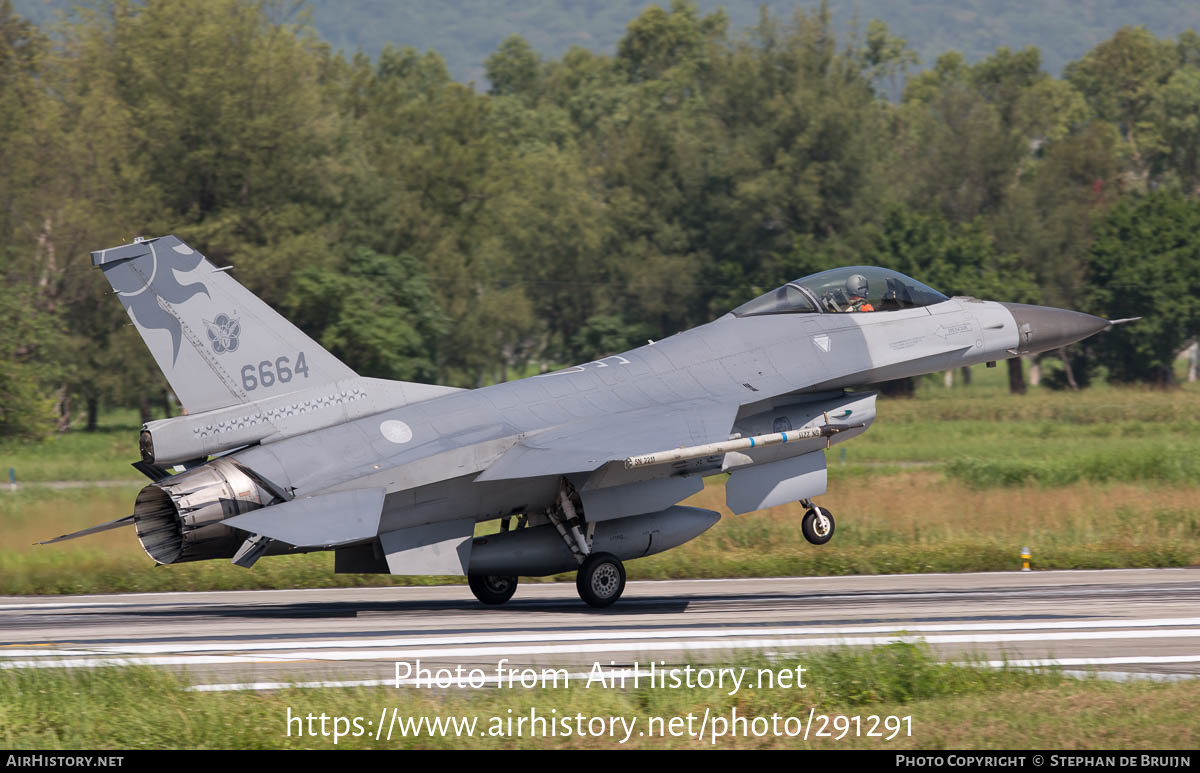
[468,573,518,605]
[549,480,626,608]
[576,552,626,608]
[468,479,628,608]
[800,499,835,545]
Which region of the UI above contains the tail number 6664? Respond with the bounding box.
[241,353,309,392]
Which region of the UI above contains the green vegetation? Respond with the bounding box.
[2,644,1196,749]
[6,470,1198,594]
[1,0,1199,443]
[0,1,1196,595]
[0,411,142,482]
[2,382,1195,595]
[1085,191,1200,385]
[3,359,1196,483]
[946,449,1200,489]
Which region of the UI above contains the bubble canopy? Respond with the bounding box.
[731,267,949,317]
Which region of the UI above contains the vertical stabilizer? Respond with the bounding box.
[92,235,357,414]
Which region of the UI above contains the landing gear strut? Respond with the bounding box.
[800,501,835,545]
[547,479,627,608]
[469,480,631,608]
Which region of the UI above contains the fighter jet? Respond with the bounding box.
[43,236,1133,606]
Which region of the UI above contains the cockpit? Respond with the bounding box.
[731,267,949,317]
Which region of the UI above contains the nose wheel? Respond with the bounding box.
[576,552,626,608]
[801,506,835,545]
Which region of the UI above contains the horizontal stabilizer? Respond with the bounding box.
[38,514,135,545]
[222,488,385,548]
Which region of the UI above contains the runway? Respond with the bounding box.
[2,568,1198,691]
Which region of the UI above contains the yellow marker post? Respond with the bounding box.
[1020,546,1031,572]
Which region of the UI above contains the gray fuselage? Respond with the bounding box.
[231,297,1019,534]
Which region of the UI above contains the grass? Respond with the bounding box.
[3,470,1197,594]
[0,373,1197,594]
[635,473,1200,578]
[0,409,144,483]
[945,447,1200,488]
[0,643,1195,749]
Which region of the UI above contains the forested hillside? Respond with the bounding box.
[1,0,1198,439]
[15,0,1200,81]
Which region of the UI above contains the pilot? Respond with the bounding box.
[845,274,875,312]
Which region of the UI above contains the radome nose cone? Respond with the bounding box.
[1000,302,1110,354]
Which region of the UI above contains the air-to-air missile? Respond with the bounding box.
[626,418,865,469]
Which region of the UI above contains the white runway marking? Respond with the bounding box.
[0,583,1183,612]
[0,567,1186,610]
[4,616,1200,659]
[188,658,1200,693]
[4,571,1196,681]
[4,628,1200,671]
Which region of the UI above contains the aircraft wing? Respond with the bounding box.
[475,398,737,482]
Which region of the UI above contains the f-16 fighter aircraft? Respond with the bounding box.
[43,236,1134,606]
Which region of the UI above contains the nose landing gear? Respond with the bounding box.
[800,499,835,545]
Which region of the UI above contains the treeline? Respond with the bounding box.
[1,0,1198,438]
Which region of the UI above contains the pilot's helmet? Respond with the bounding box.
[845,273,869,299]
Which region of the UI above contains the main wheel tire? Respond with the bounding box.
[468,574,518,605]
[801,506,835,545]
[575,552,626,608]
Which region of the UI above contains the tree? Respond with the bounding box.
[0,253,66,438]
[485,35,541,99]
[1153,65,1200,192]
[19,0,354,425]
[1085,191,1200,386]
[285,249,445,383]
[615,0,727,83]
[1065,26,1177,185]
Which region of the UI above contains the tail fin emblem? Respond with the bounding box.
[203,313,242,354]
